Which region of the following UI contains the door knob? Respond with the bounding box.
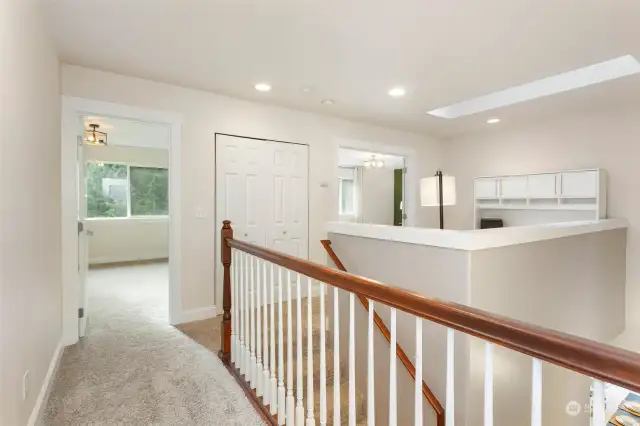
[283,230,288,235]
[244,233,248,237]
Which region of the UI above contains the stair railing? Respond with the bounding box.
[321,239,445,426]
[219,220,640,426]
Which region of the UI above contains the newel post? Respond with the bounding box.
[219,220,233,364]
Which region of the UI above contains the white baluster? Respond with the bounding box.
[306,277,315,426]
[592,379,605,426]
[349,292,356,426]
[231,250,236,365]
[446,328,455,426]
[319,282,327,426]
[389,307,397,426]
[239,252,246,375]
[531,358,542,426]
[256,258,263,397]
[368,301,375,426]
[262,260,270,404]
[270,263,278,416]
[415,317,422,426]
[286,270,295,426]
[484,342,493,426]
[334,287,341,426]
[296,273,305,426]
[277,267,286,424]
[243,252,250,377]
[250,256,257,387]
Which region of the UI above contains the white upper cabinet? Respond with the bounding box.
[528,174,557,198]
[500,176,528,198]
[560,171,598,198]
[475,178,498,198]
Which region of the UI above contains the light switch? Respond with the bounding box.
[195,208,207,219]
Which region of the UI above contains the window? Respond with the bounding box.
[86,163,128,218]
[339,178,355,215]
[130,167,169,216]
[86,162,169,218]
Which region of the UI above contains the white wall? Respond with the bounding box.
[0,1,61,424]
[61,65,444,312]
[444,105,640,326]
[360,167,395,225]
[84,144,169,264]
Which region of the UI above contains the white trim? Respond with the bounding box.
[176,305,218,324]
[27,341,64,426]
[61,96,183,346]
[326,218,628,251]
[334,139,416,226]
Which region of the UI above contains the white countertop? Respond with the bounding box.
[326,219,628,251]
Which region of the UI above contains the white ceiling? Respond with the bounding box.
[338,148,405,169]
[84,116,170,149]
[48,0,640,138]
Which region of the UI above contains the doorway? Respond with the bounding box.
[337,147,406,226]
[81,116,171,335]
[61,97,182,346]
[214,133,310,306]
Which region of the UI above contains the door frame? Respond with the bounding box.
[213,133,310,307]
[61,96,183,346]
[335,138,417,226]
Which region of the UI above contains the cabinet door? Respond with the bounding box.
[560,171,597,197]
[475,178,497,198]
[528,174,557,198]
[500,176,527,198]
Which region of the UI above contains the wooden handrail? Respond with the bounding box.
[321,239,445,426]
[221,225,640,394]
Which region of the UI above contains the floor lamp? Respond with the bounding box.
[420,170,456,229]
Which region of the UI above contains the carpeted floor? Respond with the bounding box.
[43,263,266,426]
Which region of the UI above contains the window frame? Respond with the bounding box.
[85,160,169,220]
[338,177,356,216]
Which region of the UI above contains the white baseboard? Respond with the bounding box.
[176,305,217,324]
[28,341,64,426]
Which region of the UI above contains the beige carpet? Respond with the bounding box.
[43,263,265,426]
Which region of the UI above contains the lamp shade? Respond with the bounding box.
[420,175,456,206]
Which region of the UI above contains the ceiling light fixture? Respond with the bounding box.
[302,87,312,93]
[364,155,384,169]
[426,54,640,119]
[84,124,108,146]
[486,118,501,124]
[321,99,335,105]
[254,83,271,92]
[388,87,406,97]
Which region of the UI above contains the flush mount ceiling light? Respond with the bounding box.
[254,83,271,92]
[427,55,640,119]
[388,87,406,97]
[364,155,384,168]
[84,124,108,146]
[486,118,501,124]
[321,99,335,105]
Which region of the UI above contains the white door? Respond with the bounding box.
[215,135,309,305]
[77,133,89,337]
[266,141,309,259]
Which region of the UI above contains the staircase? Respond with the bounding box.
[269,297,367,425]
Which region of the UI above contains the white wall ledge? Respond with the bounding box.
[326,219,629,251]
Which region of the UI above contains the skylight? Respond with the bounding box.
[427,55,640,119]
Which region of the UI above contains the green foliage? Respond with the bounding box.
[130,167,169,216]
[86,163,128,218]
[86,163,168,218]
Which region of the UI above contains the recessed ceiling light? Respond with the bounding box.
[321,99,335,105]
[486,118,501,124]
[302,87,312,93]
[254,83,271,92]
[426,54,640,119]
[388,87,406,97]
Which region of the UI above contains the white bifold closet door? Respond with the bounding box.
[215,134,309,304]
